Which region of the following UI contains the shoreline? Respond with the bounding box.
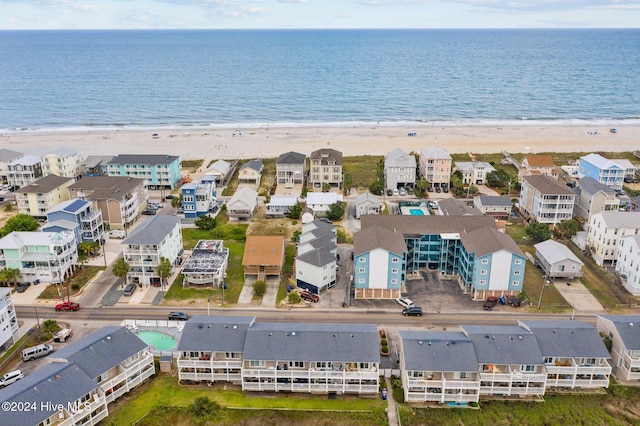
[3,123,639,160]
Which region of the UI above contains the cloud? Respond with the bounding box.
[357,0,640,12]
[278,0,308,3]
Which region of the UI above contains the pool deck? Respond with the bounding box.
[399,205,430,216]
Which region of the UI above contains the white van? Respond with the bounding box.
[22,344,54,362]
[0,370,24,388]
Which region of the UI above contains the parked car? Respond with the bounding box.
[142,209,157,215]
[508,296,522,307]
[407,187,414,195]
[386,189,393,196]
[483,296,499,311]
[435,187,441,193]
[427,186,434,192]
[393,189,399,196]
[55,301,80,311]
[399,188,406,196]
[396,297,414,309]
[300,290,320,303]
[165,194,177,199]
[168,311,189,321]
[0,370,24,388]
[123,284,137,296]
[16,282,31,293]
[53,328,73,343]
[109,229,126,239]
[0,196,4,202]
[442,186,449,193]
[402,306,423,316]
[318,217,332,224]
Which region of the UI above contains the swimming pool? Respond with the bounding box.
[136,330,177,351]
[409,208,425,216]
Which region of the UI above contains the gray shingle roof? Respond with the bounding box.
[518,320,610,358]
[0,362,99,426]
[385,148,416,168]
[534,239,582,266]
[461,226,524,257]
[18,174,73,193]
[477,196,512,207]
[243,323,380,363]
[68,176,146,200]
[354,225,407,256]
[438,198,483,216]
[49,326,148,379]
[0,148,24,162]
[400,331,478,372]
[523,175,575,195]
[598,315,640,351]
[109,154,179,165]
[361,215,496,238]
[596,211,640,229]
[123,215,180,245]
[310,148,343,165]
[461,325,544,365]
[578,176,616,195]
[277,151,306,165]
[298,234,337,251]
[355,192,379,205]
[239,159,264,172]
[177,316,255,352]
[296,247,336,267]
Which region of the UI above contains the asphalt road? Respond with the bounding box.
[16,305,597,329]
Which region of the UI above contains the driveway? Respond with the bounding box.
[553,280,604,312]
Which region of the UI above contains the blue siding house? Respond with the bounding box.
[181,180,216,218]
[578,153,625,191]
[106,154,182,189]
[44,198,104,243]
[353,225,407,299]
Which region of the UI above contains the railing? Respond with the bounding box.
[178,359,242,369]
[242,382,378,394]
[242,369,379,380]
[179,372,242,382]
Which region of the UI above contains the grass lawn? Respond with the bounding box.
[504,223,529,242]
[37,265,104,300]
[399,383,640,426]
[343,155,383,189]
[276,244,296,304]
[164,241,245,304]
[519,245,568,312]
[182,159,204,173]
[105,375,387,426]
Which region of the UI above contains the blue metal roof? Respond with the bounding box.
[64,198,88,213]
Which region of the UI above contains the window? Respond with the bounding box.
[289,361,305,368]
[544,357,554,364]
[316,361,333,369]
[520,365,536,372]
[479,280,487,285]
[392,258,399,263]
[512,281,520,286]
[412,371,424,378]
[481,259,489,264]
[391,279,398,284]
[359,268,365,273]
[358,278,365,284]
[391,268,398,274]
[359,257,366,263]
[515,259,522,265]
[514,270,521,275]
[225,352,241,359]
[249,360,265,367]
[480,270,487,275]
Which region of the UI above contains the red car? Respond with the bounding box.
[55,302,80,312]
[300,290,319,303]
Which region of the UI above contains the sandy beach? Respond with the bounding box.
[2,124,638,160]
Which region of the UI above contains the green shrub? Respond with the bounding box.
[288,291,302,304]
[252,280,266,296]
[381,339,388,346]
[71,283,80,291]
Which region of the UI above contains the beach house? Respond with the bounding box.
[398,330,481,403]
[276,151,306,187]
[615,235,640,296]
[206,159,232,184]
[44,198,105,244]
[238,159,264,186]
[587,211,640,266]
[121,215,182,287]
[295,222,338,293]
[7,154,43,189]
[437,198,483,216]
[41,146,84,180]
[68,176,148,230]
[306,192,343,213]
[518,154,557,182]
[534,239,584,280]
[0,149,24,184]
[106,154,182,190]
[181,179,216,218]
[265,195,298,218]
[242,235,285,280]
[573,177,620,225]
[81,155,114,177]
[0,231,77,284]
[0,288,18,350]
[176,316,255,384]
[47,326,155,404]
[181,240,229,288]
[519,175,576,225]
[355,192,380,218]
[473,196,513,220]
[353,225,407,299]
[385,148,416,191]
[454,161,496,185]
[578,153,625,191]
[418,146,452,190]
[596,315,640,383]
[0,362,108,426]
[308,148,343,191]
[241,322,380,395]
[226,186,258,221]
[15,174,74,219]
[519,320,611,390]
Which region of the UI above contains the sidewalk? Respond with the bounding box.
[385,376,399,426]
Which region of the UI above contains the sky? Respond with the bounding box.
[0,0,639,30]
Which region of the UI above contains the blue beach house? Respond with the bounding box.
[353,225,407,299]
[107,154,182,190]
[578,153,625,191]
[181,180,216,218]
[44,198,105,244]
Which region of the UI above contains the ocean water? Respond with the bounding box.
[0,29,639,132]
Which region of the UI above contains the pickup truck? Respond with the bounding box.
[300,290,319,303]
[55,302,80,312]
[54,328,73,343]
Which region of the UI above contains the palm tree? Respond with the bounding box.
[77,241,99,269]
[157,257,172,291]
[112,258,130,288]
[2,268,20,288]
